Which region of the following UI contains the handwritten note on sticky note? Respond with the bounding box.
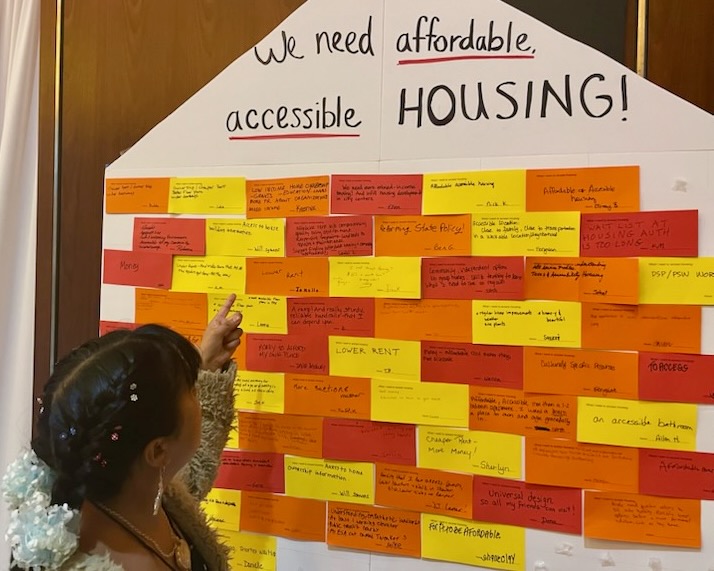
[422,513,525,571]
[525,257,638,304]
[472,212,580,257]
[247,176,329,218]
[374,214,471,257]
[581,303,701,354]
[329,336,420,381]
[524,347,638,399]
[422,257,524,300]
[285,457,374,505]
[103,249,173,289]
[640,449,714,499]
[202,488,241,530]
[526,166,639,212]
[372,379,469,428]
[287,298,374,337]
[418,427,521,479]
[135,289,207,330]
[584,491,700,548]
[238,411,322,458]
[286,215,373,257]
[472,300,581,348]
[376,464,472,518]
[422,342,523,389]
[525,438,638,492]
[133,217,205,255]
[329,257,421,299]
[375,299,472,343]
[639,257,714,304]
[423,170,525,214]
[171,256,246,293]
[331,174,422,215]
[473,477,582,535]
[169,177,246,214]
[639,352,714,404]
[206,218,285,257]
[323,419,415,465]
[577,397,697,450]
[240,492,325,542]
[214,451,285,493]
[246,258,329,297]
[327,502,421,558]
[234,371,284,414]
[105,178,169,213]
[580,210,698,257]
[246,333,328,375]
[284,374,370,420]
[221,530,276,571]
[209,293,287,334]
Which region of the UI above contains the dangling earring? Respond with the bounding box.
[153,465,165,516]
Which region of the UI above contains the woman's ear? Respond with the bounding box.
[143,437,169,469]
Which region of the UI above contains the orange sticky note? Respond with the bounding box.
[374,214,471,257]
[584,491,700,548]
[526,166,639,212]
[374,299,472,343]
[238,412,323,458]
[246,258,329,297]
[525,438,639,492]
[469,387,577,439]
[523,347,638,399]
[525,257,638,304]
[582,303,701,354]
[240,492,325,542]
[284,373,370,420]
[246,176,329,218]
[134,289,208,331]
[375,464,472,519]
[327,502,421,558]
[105,178,170,213]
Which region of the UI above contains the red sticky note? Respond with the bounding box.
[99,321,138,335]
[246,333,328,375]
[422,257,524,300]
[287,298,375,337]
[639,352,714,404]
[473,476,582,534]
[581,210,698,257]
[421,341,523,389]
[102,249,173,289]
[286,216,373,257]
[132,217,206,255]
[214,451,285,493]
[323,419,416,465]
[639,449,714,500]
[331,174,422,215]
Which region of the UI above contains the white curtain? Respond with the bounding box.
[0,0,40,565]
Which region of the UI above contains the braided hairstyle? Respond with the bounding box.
[32,324,201,510]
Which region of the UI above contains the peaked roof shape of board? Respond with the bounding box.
[110,0,714,170]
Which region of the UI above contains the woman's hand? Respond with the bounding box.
[200,294,243,371]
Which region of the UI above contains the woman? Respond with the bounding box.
[3,295,244,570]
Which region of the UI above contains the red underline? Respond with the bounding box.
[228,133,360,141]
[398,54,536,65]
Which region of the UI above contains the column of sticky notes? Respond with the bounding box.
[103,166,712,571]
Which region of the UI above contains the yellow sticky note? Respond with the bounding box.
[329,257,421,299]
[284,456,374,504]
[473,300,581,348]
[372,379,469,428]
[220,530,276,571]
[206,218,285,257]
[329,336,421,381]
[235,371,284,414]
[202,488,241,531]
[422,513,525,571]
[172,256,246,294]
[168,177,246,214]
[423,170,526,214]
[208,293,287,334]
[472,212,580,256]
[639,258,714,305]
[577,397,697,451]
[418,427,522,479]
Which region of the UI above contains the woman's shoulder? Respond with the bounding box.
[60,552,123,571]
